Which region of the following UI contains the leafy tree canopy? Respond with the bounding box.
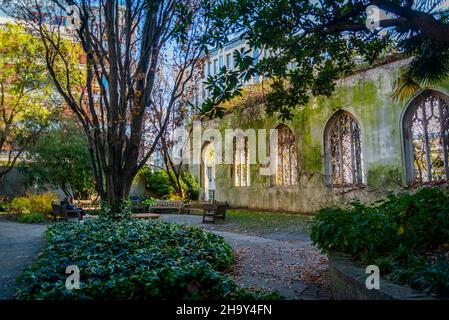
[0,23,61,177]
[25,118,95,199]
[201,0,449,120]
[1,0,216,212]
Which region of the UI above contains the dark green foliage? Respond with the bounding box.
[202,0,449,120]
[311,187,449,297]
[401,36,449,85]
[0,196,8,212]
[25,119,95,199]
[181,172,201,201]
[16,219,276,299]
[144,170,174,198]
[15,212,47,224]
[142,168,200,200]
[410,259,449,297]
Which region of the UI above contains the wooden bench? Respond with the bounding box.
[81,213,160,220]
[202,201,229,224]
[73,200,100,211]
[183,200,214,215]
[51,203,82,222]
[149,200,185,214]
[130,213,160,219]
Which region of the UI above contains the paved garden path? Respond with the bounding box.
[0,215,329,300]
[160,214,331,300]
[0,217,46,299]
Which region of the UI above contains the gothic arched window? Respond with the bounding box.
[275,124,298,186]
[403,91,449,183]
[325,111,364,186]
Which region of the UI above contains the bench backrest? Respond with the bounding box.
[188,200,213,208]
[73,200,94,205]
[153,200,184,208]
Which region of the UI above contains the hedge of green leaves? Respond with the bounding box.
[8,193,58,223]
[16,219,270,299]
[142,168,200,200]
[144,170,174,198]
[311,187,449,297]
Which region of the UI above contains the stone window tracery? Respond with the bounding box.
[325,111,364,186]
[404,91,449,183]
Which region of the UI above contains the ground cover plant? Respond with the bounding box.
[311,187,449,297]
[16,218,276,299]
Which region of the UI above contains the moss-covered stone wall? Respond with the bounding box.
[188,59,449,213]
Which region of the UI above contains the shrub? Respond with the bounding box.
[310,202,398,261]
[29,193,58,216]
[16,212,47,224]
[9,193,58,222]
[181,172,200,200]
[144,170,174,198]
[0,196,9,212]
[10,197,32,214]
[16,219,275,299]
[311,187,449,297]
[143,168,200,200]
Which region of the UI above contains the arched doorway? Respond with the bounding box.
[201,142,216,201]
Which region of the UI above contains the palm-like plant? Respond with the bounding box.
[392,0,449,100]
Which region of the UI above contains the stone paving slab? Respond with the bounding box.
[159,214,331,300]
[0,218,46,299]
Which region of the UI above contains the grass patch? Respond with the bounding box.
[211,209,314,239]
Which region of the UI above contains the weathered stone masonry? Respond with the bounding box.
[188,59,449,214]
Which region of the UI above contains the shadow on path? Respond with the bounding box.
[159,214,331,300]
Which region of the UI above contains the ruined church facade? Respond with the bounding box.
[187,58,449,213]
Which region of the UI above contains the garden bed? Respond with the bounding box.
[15,218,274,299]
[328,252,435,300]
[311,187,449,299]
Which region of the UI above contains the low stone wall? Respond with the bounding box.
[328,252,435,300]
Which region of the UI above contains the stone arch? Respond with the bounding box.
[200,141,216,200]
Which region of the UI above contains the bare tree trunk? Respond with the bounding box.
[2,0,213,216]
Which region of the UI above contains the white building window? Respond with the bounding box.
[226,53,232,69]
